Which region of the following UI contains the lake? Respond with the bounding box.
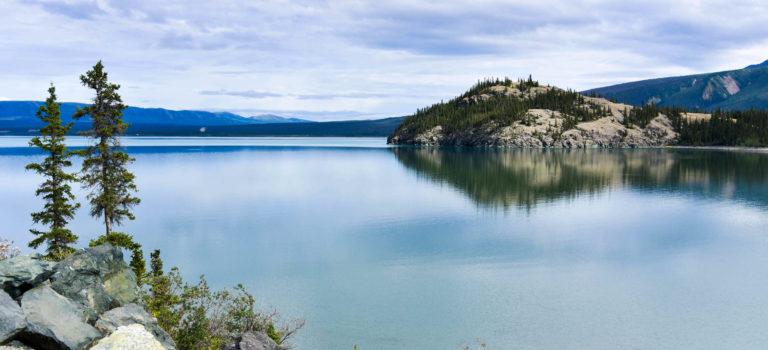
[2,136,768,349]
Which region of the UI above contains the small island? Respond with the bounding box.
[388,77,768,148]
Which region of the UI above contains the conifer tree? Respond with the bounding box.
[74,61,145,280]
[26,84,80,261]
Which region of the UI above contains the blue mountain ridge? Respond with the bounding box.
[585,59,768,111]
[0,101,312,127]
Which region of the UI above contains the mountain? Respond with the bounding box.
[585,61,768,111]
[0,101,400,136]
[0,100,402,137]
[0,101,257,129]
[249,114,314,123]
[155,117,405,137]
[745,60,768,69]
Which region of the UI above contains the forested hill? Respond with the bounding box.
[0,101,403,136]
[388,77,768,147]
[0,101,257,127]
[584,60,768,111]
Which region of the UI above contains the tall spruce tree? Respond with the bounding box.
[74,61,145,280]
[26,84,81,261]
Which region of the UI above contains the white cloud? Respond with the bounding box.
[1,0,767,120]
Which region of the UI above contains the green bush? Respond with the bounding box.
[144,249,304,349]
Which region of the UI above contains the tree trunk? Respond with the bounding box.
[105,211,112,236]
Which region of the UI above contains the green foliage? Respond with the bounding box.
[90,233,146,285]
[390,76,615,142]
[26,84,81,261]
[676,108,768,146]
[145,250,304,349]
[391,75,768,147]
[75,61,145,277]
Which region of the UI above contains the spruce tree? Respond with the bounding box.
[26,84,80,261]
[74,61,145,280]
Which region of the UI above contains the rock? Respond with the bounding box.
[0,290,25,343]
[221,332,281,350]
[0,254,56,298]
[17,285,100,350]
[49,244,128,323]
[0,340,35,349]
[102,267,142,306]
[95,304,175,350]
[90,324,164,350]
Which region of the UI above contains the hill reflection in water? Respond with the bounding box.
[392,147,768,209]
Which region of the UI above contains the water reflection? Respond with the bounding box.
[392,148,768,209]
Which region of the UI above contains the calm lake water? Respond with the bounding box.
[2,136,768,349]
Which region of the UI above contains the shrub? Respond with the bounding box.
[145,250,304,349]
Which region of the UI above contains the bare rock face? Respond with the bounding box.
[17,285,101,350]
[0,290,25,343]
[395,112,679,148]
[388,84,690,148]
[221,332,282,350]
[95,304,175,350]
[0,254,56,298]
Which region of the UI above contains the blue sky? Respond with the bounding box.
[2,0,768,120]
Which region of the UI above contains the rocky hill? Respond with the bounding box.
[388,78,688,148]
[585,60,768,111]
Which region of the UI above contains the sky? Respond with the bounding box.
[2,0,768,121]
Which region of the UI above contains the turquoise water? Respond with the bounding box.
[2,137,768,349]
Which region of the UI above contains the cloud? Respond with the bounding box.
[2,0,768,120]
[199,90,282,99]
[199,90,397,100]
[29,0,105,20]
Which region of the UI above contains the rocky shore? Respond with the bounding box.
[387,83,687,148]
[0,245,282,350]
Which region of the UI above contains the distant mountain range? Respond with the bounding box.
[0,101,400,137]
[585,60,768,111]
[249,114,313,123]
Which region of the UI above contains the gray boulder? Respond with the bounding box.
[102,266,142,306]
[18,285,100,350]
[95,304,176,350]
[49,244,128,323]
[90,324,164,350]
[221,332,281,350]
[0,290,25,343]
[0,254,56,298]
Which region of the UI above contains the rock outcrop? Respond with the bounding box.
[17,285,101,350]
[0,255,56,299]
[90,324,164,350]
[388,82,690,148]
[95,304,175,350]
[221,332,282,350]
[0,245,176,350]
[0,291,25,342]
[49,244,139,323]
